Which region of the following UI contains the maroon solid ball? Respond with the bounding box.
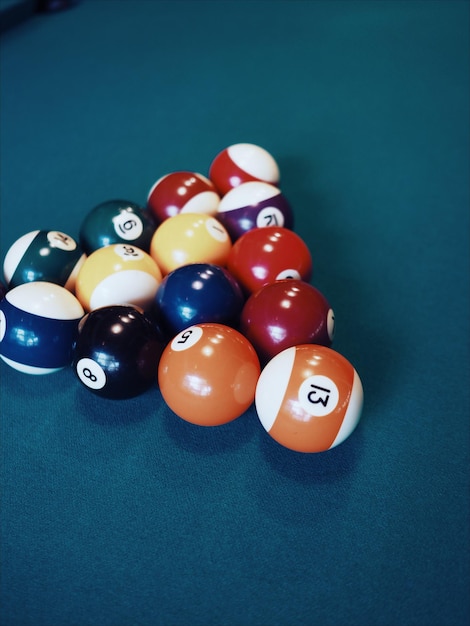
[227,227,313,295]
[240,280,335,364]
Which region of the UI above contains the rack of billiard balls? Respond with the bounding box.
[0,143,363,453]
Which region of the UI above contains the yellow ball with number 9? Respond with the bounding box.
[75,243,162,312]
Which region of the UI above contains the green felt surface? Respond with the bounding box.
[1,2,469,625]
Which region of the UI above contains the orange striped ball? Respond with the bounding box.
[255,344,363,453]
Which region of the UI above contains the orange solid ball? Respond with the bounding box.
[158,323,261,426]
[150,213,231,276]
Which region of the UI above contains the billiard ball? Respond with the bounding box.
[255,344,363,453]
[158,323,261,426]
[216,181,294,241]
[209,143,280,196]
[3,230,86,291]
[154,263,245,338]
[75,243,162,312]
[150,213,231,276]
[227,227,312,295]
[79,199,156,255]
[0,281,84,374]
[73,305,164,399]
[147,171,220,223]
[240,280,335,364]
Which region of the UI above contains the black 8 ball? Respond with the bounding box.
[73,305,164,399]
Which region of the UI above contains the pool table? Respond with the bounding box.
[0,2,469,625]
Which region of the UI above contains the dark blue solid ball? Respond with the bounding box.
[154,263,245,338]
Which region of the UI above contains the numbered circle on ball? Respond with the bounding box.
[114,244,144,261]
[170,326,204,351]
[76,357,107,389]
[276,268,301,280]
[298,374,339,417]
[256,206,285,229]
[206,218,229,242]
[112,212,144,241]
[327,309,336,341]
[47,231,77,251]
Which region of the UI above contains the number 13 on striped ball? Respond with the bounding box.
[255,344,363,453]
